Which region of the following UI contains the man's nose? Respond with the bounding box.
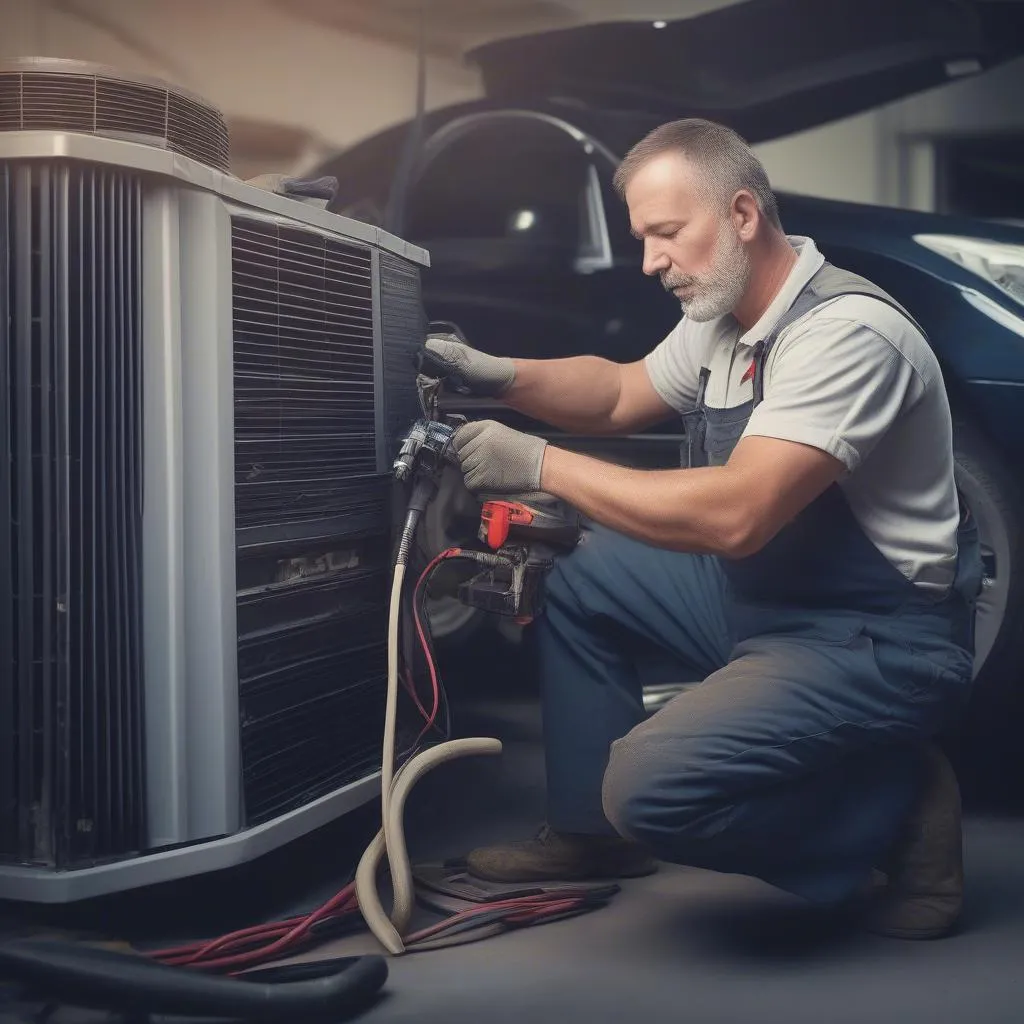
[642,240,670,277]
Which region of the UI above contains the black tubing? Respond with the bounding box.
[0,939,388,1021]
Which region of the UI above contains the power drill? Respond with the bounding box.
[457,492,581,623]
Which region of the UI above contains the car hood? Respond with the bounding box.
[466,0,1024,143]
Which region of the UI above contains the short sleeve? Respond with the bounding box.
[742,318,924,472]
[643,320,703,412]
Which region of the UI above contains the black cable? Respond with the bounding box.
[0,940,387,1022]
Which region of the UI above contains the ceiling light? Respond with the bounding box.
[653,20,667,29]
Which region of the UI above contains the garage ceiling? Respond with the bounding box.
[269,0,742,57]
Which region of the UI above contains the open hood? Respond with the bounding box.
[467,0,1024,143]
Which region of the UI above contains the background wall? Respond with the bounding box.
[752,54,1024,212]
[0,0,482,177]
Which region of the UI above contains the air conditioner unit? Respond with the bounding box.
[0,59,428,902]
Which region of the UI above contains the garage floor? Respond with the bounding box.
[3,691,1024,1023]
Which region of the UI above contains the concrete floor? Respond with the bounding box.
[2,694,1024,1023]
[340,697,1024,1024]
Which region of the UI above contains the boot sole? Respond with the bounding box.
[859,893,962,940]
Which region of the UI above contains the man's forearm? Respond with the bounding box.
[539,445,754,557]
[503,356,623,434]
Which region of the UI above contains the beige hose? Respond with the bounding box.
[355,558,503,954]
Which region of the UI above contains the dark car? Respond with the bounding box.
[316,0,1024,731]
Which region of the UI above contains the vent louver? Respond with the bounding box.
[231,215,397,826]
[0,161,146,868]
[0,58,231,173]
[379,251,428,449]
[231,218,382,540]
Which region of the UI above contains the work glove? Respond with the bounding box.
[420,327,515,397]
[452,420,548,494]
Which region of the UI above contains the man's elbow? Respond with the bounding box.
[717,509,774,560]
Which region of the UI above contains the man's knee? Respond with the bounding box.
[600,727,733,849]
[600,733,646,840]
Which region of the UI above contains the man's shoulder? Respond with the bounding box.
[774,291,938,382]
[804,292,926,338]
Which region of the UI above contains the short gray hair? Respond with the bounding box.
[612,118,782,230]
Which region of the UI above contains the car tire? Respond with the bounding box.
[948,414,1024,802]
[952,414,1024,686]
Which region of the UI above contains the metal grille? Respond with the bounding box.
[379,251,427,458]
[0,162,145,868]
[231,218,382,538]
[231,215,396,825]
[0,65,231,172]
[236,558,390,825]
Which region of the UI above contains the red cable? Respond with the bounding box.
[406,891,571,936]
[410,547,467,744]
[402,666,429,722]
[403,893,589,946]
[149,885,358,972]
[152,884,352,961]
[506,897,585,924]
[150,888,594,969]
[151,923,297,963]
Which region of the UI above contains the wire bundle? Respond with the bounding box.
[147,879,615,972]
[148,884,361,973]
[404,885,619,951]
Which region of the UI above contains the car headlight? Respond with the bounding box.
[914,234,1024,311]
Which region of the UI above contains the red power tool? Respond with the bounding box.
[457,493,581,623]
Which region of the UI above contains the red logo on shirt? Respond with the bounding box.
[740,358,757,385]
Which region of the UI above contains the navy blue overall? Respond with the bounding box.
[535,265,983,905]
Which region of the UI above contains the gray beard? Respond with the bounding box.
[664,225,752,323]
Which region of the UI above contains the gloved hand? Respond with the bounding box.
[452,420,548,494]
[420,329,515,397]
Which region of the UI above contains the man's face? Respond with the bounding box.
[625,152,751,322]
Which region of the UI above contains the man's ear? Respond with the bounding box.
[731,190,760,241]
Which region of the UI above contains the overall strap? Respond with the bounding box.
[752,262,928,406]
[694,366,711,410]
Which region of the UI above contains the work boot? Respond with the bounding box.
[861,743,964,940]
[465,824,659,883]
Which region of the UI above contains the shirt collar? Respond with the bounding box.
[732,235,825,348]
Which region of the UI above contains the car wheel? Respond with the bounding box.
[952,414,1024,684]
[414,465,488,646]
[947,415,1024,801]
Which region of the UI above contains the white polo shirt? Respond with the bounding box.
[644,235,961,593]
